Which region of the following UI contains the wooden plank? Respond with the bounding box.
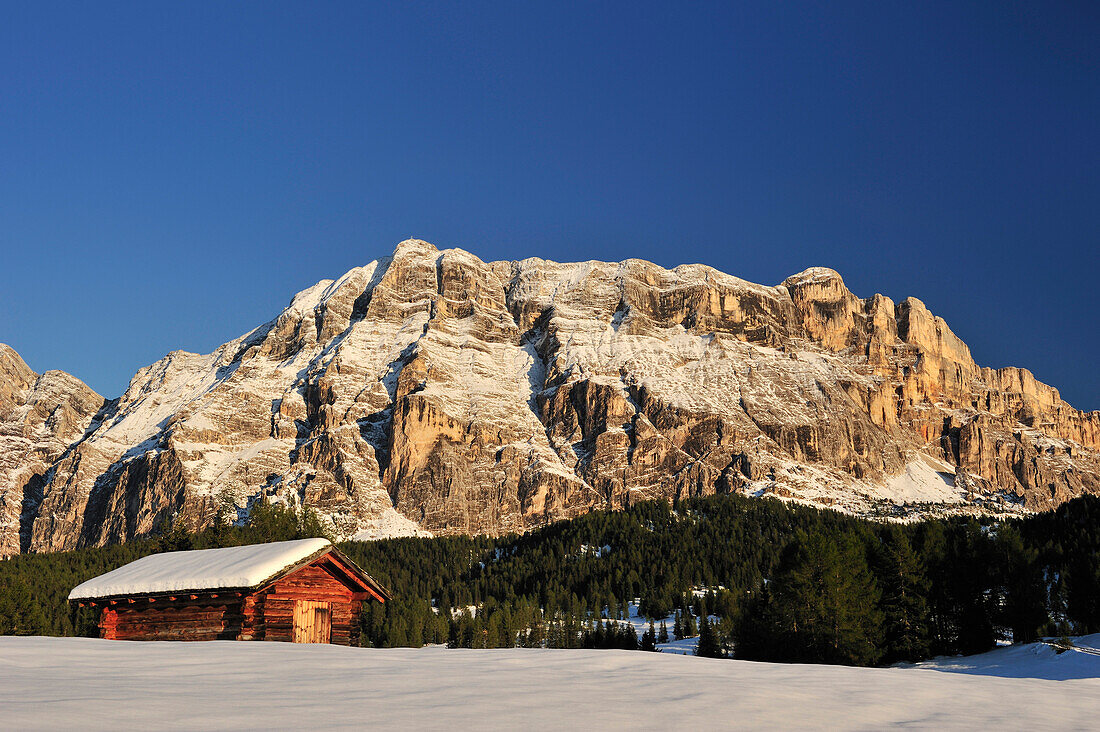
[292,600,332,643]
[319,604,331,643]
[292,600,309,643]
[266,565,357,603]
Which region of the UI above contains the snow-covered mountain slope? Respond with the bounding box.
[4,239,1100,554]
[0,637,1096,730]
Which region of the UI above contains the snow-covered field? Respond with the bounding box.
[1,636,1098,730]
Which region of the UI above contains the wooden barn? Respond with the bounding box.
[68,538,389,645]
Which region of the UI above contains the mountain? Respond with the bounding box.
[2,239,1098,556]
[0,345,105,556]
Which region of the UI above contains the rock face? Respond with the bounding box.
[3,240,1099,556]
[0,345,105,556]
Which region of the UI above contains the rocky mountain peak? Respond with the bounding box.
[0,347,104,556]
[3,241,1098,556]
[782,266,846,288]
[0,344,37,403]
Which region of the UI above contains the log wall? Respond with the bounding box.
[90,555,376,645]
[100,596,244,641]
[256,562,364,646]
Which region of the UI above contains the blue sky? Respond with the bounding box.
[1,2,1097,408]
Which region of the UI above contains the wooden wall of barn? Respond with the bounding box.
[249,563,363,646]
[91,556,374,645]
[100,597,244,641]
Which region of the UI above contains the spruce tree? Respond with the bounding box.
[620,624,639,651]
[765,531,883,665]
[0,581,48,636]
[695,615,722,658]
[641,621,657,651]
[388,617,409,648]
[157,515,193,553]
[875,526,932,663]
[1065,553,1100,633]
[996,524,1048,643]
[685,612,697,637]
[658,620,669,644]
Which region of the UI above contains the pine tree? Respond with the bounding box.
[406,611,424,647]
[527,610,546,648]
[875,526,932,663]
[921,519,997,655]
[210,506,230,548]
[1065,553,1100,633]
[999,525,1049,643]
[0,580,48,636]
[296,507,332,541]
[388,617,409,647]
[685,612,697,638]
[673,611,684,640]
[658,620,669,644]
[641,621,657,652]
[157,515,193,553]
[695,614,722,658]
[622,624,639,651]
[763,531,884,665]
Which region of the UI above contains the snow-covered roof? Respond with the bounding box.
[68,538,335,600]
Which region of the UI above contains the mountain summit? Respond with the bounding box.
[2,240,1098,556]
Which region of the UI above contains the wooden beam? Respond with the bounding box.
[322,551,391,601]
[363,586,387,603]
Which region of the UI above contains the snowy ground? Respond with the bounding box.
[1,637,1098,730]
[876,454,962,504]
[911,634,1100,681]
[617,600,704,654]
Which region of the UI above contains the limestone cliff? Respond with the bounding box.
[0,345,105,556]
[3,241,1098,555]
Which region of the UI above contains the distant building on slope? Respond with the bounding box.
[68,538,389,645]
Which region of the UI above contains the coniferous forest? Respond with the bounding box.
[2,494,1099,667]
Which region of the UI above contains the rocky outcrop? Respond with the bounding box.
[0,345,105,556]
[3,241,1099,555]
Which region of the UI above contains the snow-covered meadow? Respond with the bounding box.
[1,636,1097,730]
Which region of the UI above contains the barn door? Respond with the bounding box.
[292,600,332,643]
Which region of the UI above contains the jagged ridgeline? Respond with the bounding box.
[3,239,1100,557]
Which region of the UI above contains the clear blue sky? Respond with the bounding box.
[1,2,1097,409]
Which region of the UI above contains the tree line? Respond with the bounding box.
[2,493,1098,666]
